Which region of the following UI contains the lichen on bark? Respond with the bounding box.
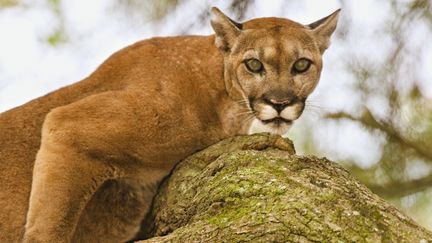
[138,133,432,242]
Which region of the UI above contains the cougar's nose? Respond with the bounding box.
[263,91,296,113]
[268,98,293,106]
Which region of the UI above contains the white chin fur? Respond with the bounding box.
[248,118,292,135]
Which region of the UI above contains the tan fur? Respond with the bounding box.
[0,8,339,242]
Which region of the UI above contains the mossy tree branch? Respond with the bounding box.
[136,134,432,242]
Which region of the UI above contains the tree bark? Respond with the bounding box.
[137,133,432,242]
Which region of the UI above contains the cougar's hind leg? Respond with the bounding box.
[24,90,165,242]
[23,117,119,243]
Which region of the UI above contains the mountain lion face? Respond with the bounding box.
[211,8,340,134]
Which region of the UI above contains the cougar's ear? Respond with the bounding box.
[210,7,242,53]
[308,9,341,53]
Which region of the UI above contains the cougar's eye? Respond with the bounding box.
[244,59,264,73]
[293,58,311,73]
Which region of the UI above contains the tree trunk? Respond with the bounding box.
[137,133,432,242]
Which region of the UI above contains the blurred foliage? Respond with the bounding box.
[0,0,19,8]
[326,0,432,228]
[46,0,67,46]
[110,0,255,34]
[227,0,254,20]
[332,0,432,195]
[112,0,180,25]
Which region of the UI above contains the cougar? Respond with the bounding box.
[0,7,340,242]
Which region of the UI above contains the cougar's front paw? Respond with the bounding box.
[237,133,295,154]
[202,133,295,159]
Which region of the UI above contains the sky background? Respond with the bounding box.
[1,0,431,229]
